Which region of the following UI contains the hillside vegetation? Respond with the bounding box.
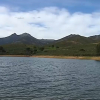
[0,43,97,56]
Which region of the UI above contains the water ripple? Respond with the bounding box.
[0,57,100,99]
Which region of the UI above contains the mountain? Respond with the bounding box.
[89,35,100,42]
[58,34,97,43]
[54,34,100,47]
[0,33,54,45]
[0,33,100,46]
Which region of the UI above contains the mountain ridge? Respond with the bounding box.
[0,33,55,45]
[0,33,100,46]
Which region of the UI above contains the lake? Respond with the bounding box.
[0,57,100,100]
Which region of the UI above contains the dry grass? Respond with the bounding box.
[31,55,100,61]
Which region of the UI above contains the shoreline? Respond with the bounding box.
[31,55,100,61]
[0,55,100,61]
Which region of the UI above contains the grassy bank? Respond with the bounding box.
[0,55,100,61]
[31,55,100,61]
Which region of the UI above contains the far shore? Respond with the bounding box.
[0,55,100,61]
[31,55,100,61]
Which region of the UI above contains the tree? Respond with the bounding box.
[80,49,85,52]
[33,48,37,54]
[96,43,100,55]
[26,47,33,55]
[26,47,31,51]
[0,46,6,53]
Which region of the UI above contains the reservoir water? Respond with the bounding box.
[0,57,100,100]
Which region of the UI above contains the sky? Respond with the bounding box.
[0,0,100,39]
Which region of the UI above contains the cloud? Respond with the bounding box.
[0,6,9,13]
[0,6,100,39]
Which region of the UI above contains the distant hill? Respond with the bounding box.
[89,35,100,42]
[0,33,100,46]
[54,34,100,47]
[0,33,54,45]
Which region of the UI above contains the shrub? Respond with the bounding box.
[39,47,44,51]
[0,46,6,53]
[79,49,85,52]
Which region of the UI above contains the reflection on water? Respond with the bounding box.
[0,57,100,100]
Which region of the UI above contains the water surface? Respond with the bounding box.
[0,57,100,100]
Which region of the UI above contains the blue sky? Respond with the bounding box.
[0,0,99,13]
[0,0,100,39]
